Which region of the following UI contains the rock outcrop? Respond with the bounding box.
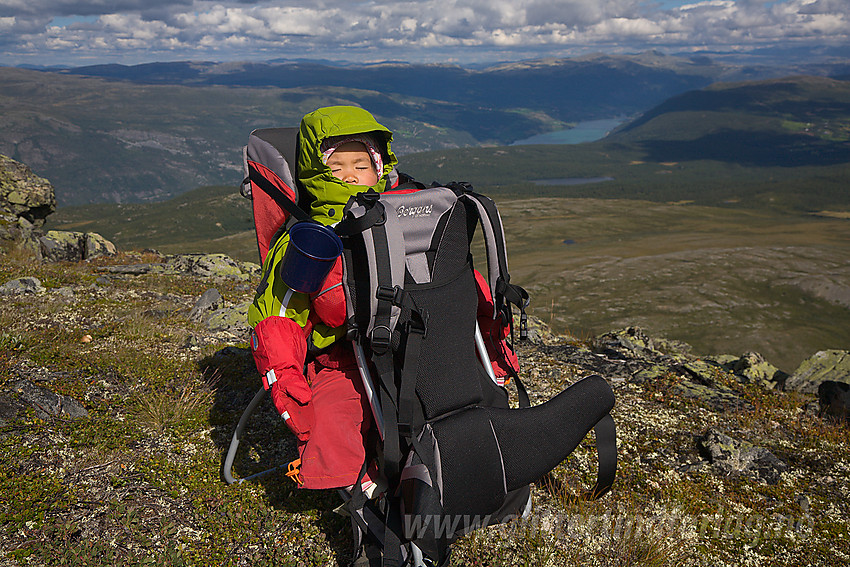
[727,351,788,389]
[188,287,252,337]
[784,350,850,394]
[39,230,117,262]
[101,253,260,281]
[588,326,756,412]
[0,154,56,228]
[0,276,47,295]
[0,379,89,426]
[697,428,788,485]
[0,155,56,254]
[817,380,850,421]
[1,154,116,261]
[189,288,225,322]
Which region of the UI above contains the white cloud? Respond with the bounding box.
[0,0,847,66]
[259,7,332,37]
[0,17,16,32]
[593,16,666,37]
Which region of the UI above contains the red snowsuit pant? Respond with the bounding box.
[299,343,372,489]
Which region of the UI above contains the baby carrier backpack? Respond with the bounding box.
[227,127,618,567]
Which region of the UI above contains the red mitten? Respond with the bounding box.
[251,316,314,441]
[269,372,314,441]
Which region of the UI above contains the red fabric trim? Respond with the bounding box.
[473,269,518,377]
[310,257,346,328]
[248,160,297,264]
[383,187,422,195]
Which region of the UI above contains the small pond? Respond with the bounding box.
[532,176,614,186]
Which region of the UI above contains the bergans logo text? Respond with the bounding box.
[397,204,433,218]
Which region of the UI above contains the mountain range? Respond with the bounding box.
[3,52,849,206]
[400,74,850,211]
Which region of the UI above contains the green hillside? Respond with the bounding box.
[4,66,848,210]
[48,75,850,258]
[0,67,561,206]
[47,185,258,261]
[612,75,850,163]
[45,74,850,368]
[400,75,850,212]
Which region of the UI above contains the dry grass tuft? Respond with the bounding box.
[136,377,215,433]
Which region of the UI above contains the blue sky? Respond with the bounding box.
[1,0,848,67]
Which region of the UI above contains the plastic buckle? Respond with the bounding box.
[358,190,381,203]
[446,181,474,195]
[376,285,395,302]
[285,458,303,485]
[371,325,392,354]
[376,285,403,305]
[352,192,387,226]
[520,311,529,341]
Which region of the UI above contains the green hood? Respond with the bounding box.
[297,106,397,224]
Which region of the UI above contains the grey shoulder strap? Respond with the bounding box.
[461,192,511,319]
[340,197,406,344]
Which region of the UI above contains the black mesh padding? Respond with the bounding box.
[431,408,507,518]
[424,206,452,279]
[488,375,615,491]
[408,268,483,419]
[479,365,509,408]
[430,203,473,283]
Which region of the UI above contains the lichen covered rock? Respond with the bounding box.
[189,288,224,322]
[0,155,56,226]
[785,350,850,394]
[730,351,788,389]
[85,231,118,258]
[39,230,117,262]
[697,428,788,485]
[165,254,259,280]
[206,300,252,337]
[0,276,46,295]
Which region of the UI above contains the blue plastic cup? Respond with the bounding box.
[279,221,343,294]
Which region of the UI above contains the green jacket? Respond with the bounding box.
[247,106,397,346]
[297,106,397,224]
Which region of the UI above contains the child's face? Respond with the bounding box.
[325,141,378,186]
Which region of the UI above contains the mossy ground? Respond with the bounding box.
[1,242,848,566]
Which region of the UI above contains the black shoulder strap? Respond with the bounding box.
[393,171,427,191]
[588,413,617,499]
[247,163,311,223]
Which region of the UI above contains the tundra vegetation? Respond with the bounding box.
[2,219,848,566]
